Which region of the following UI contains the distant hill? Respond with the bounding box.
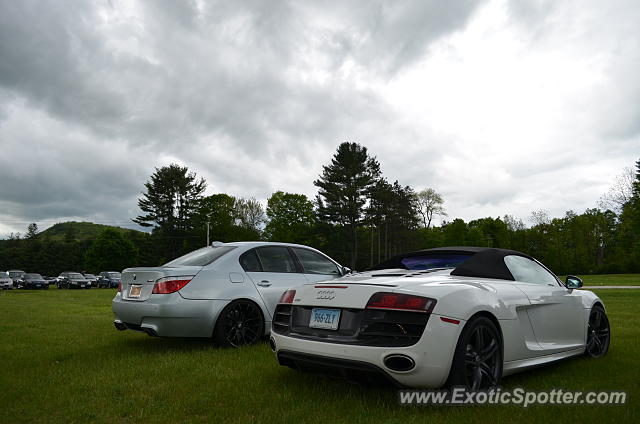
[39,221,148,242]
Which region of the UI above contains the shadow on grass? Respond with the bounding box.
[112,335,276,354]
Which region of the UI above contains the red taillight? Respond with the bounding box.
[366,292,436,313]
[278,290,296,304]
[117,282,122,292]
[152,277,193,294]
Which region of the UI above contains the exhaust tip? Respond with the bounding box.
[143,327,158,337]
[269,337,276,352]
[383,354,415,372]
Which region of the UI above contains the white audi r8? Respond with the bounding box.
[270,247,610,389]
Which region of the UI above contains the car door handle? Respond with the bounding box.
[257,280,271,287]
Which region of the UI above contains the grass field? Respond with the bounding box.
[561,274,640,286]
[0,286,637,423]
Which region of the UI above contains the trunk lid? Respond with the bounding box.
[293,269,456,309]
[121,266,203,301]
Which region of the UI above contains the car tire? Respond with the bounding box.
[446,315,503,390]
[585,305,610,358]
[213,300,264,348]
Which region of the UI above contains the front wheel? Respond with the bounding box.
[585,305,610,358]
[213,300,264,348]
[446,316,503,390]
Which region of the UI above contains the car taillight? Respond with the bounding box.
[152,276,194,294]
[366,292,436,313]
[117,282,122,292]
[278,290,296,304]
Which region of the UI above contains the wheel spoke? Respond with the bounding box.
[480,339,498,361]
[474,327,485,351]
[479,363,497,386]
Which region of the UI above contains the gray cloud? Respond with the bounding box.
[0,0,638,236]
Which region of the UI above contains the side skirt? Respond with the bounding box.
[502,347,585,376]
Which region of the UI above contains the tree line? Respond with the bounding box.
[1,143,638,276]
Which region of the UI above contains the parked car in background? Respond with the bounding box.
[57,272,91,289]
[113,241,347,347]
[7,270,25,288]
[97,272,121,288]
[0,272,13,290]
[21,273,49,290]
[83,273,98,287]
[43,276,57,286]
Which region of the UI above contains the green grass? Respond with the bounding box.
[0,288,638,423]
[559,274,640,286]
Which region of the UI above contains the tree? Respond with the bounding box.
[599,166,635,214]
[26,223,39,239]
[235,197,265,232]
[84,229,138,273]
[133,164,206,232]
[416,188,447,229]
[366,179,420,263]
[314,142,381,268]
[264,191,316,243]
[133,164,206,257]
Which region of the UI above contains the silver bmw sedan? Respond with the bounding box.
[112,241,346,347]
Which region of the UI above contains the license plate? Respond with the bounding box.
[129,285,142,298]
[309,308,341,330]
[81,284,85,288]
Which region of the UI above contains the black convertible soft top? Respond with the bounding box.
[369,246,534,281]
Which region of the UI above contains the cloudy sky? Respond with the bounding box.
[0,0,638,237]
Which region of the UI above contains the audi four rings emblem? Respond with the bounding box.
[316,290,335,300]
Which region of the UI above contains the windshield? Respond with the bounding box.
[84,274,96,278]
[24,273,43,279]
[164,246,237,267]
[107,272,121,278]
[68,273,85,279]
[399,254,472,271]
[9,271,24,278]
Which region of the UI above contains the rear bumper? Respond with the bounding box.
[271,313,464,388]
[24,283,48,289]
[112,293,229,338]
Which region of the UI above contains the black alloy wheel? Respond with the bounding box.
[585,305,610,358]
[447,316,502,390]
[213,300,264,347]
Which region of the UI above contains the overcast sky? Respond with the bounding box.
[0,0,638,237]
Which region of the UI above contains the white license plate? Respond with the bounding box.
[129,285,142,298]
[309,308,341,330]
[81,284,85,288]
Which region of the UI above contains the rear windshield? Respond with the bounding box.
[68,273,85,279]
[107,272,121,278]
[164,246,236,267]
[399,254,472,271]
[24,273,43,279]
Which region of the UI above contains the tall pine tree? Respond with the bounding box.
[133,164,206,259]
[314,142,380,268]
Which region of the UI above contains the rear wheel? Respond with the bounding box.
[446,316,502,390]
[585,305,610,358]
[213,300,264,348]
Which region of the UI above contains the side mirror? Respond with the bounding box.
[566,275,583,289]
[341,266,352,276]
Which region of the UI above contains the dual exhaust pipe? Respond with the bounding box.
[269,336,414,373]
[383,354,415,372]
